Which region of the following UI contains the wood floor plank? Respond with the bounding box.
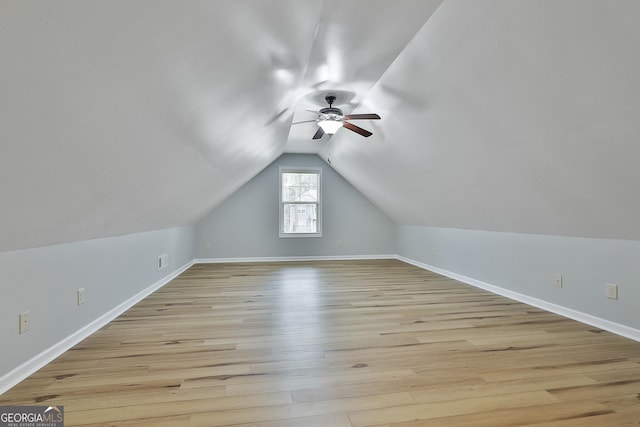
[187,392,415,427]
[65,391,292,425]
[1,259,639,426]
[379,400,615,426]
[73,414,192,427]
[219,413,353,427]
[347,390,560,426]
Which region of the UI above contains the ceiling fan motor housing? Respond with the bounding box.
[319,107,343,117]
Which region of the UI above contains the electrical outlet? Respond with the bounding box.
[606,283,618,300]
[19,311,30,334]
[77,288,85,305]
[158,253,169,270]
[554,274,563,288]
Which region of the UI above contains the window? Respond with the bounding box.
[279,167,322,237]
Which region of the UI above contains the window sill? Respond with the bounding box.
[279,232,323,238]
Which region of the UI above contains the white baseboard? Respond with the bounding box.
[195,254,397,264]
[397,255,640,343]
[0,260,195,395]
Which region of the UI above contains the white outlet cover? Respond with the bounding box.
[158,253,169,269]
[606,283,618,300]
[554,274,563,288]
[19,311,30,334]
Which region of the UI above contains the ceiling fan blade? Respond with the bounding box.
[343,122,373,137]
[312,127,325,139]
[291,120,318,125]
[344,113,381,120]
[306,109,321,114]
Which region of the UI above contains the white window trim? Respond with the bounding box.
[279,166,322,238]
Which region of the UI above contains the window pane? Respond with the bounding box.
[279,167,322,238]
[282,173,318,202]
[283,203,318,233]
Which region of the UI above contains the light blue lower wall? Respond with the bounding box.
[196,154,396,259]
[397,225,640,333]
[0,225,195,389]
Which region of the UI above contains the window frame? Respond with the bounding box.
[279,166,322,238]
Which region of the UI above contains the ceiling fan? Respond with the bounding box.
[294,95,381,139]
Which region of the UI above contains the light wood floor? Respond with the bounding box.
[2,259,640,426]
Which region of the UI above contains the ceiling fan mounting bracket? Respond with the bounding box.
[325,95,337,107]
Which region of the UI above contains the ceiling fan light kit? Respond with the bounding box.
[317,118,343,134]
[298,95,381,139]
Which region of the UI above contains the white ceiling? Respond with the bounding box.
[2,0,640,252]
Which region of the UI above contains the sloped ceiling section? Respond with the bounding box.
[3,1,640,253]
[0,0,440,252]
[321,0,640,241]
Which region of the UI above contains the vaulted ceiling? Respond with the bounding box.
[2,0,640,252]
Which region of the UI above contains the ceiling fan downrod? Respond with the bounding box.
[325,95,336,108]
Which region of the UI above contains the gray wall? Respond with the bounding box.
[196,154,396,259]
[0,225,195,386]
[397,225,640,332]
